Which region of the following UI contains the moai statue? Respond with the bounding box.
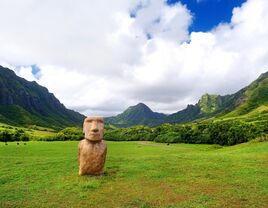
[78,116,107,176]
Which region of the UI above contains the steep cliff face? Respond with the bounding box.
[222,71,268,116]
[198,94,223,114]
[0,66,85,128]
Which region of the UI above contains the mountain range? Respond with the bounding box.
[1,65,267,129]
[106,71,268,127]
[0,66,85,129]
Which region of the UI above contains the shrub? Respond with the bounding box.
[0,129,31,142]
[0,130,13,142]
[104,120,263,146]
[155,132,182,143]
[40,127,84,141]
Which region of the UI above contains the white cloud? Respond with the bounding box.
[14,66,37,82]
[131,1,191,42]
[0,0,268,116]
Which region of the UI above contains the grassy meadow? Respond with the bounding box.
[0,141,267,208]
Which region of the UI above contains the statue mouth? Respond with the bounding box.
[89,133,100,136]
[86,133,102,141]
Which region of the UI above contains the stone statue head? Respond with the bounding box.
[83,116,104,141]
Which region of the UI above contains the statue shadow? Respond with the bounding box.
[78,166,120,179]
[103,165,120,179]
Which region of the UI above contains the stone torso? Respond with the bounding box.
[78,139,107,176]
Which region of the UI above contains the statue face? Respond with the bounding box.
[83,116,104,141]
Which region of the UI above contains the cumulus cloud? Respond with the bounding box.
[0,0,268,116]
[131,1,191,42]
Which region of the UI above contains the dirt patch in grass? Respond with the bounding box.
[185,181,228,195]
[216,196,268,208]
[81,179,190,208]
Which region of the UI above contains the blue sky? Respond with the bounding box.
[167,0,246,31]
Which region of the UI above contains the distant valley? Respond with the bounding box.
[106,71,268,127]
[0,65,268,129]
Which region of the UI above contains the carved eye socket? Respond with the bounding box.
[86,119,103,123]
[97,119,104,124]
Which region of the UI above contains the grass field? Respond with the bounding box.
[0,122,57,140]
[0,141,267,208]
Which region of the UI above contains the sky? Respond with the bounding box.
[0,0,268,116]
[169,0,246,31]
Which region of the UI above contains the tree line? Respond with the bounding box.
[1,120,267,146]
[104,120,267,145]
[0,129,30,142]
[37,127,83,141]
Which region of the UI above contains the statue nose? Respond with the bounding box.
[92,128,99,133]
[91,122,99,132]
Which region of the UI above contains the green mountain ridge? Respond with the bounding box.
[0,66,85,129]
[106,70,268,127]
[1,64,267,129]
[105,103,166,127]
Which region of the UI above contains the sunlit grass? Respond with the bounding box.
[0,122,57,140]
[0,141,267,207]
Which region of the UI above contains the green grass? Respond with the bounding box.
[0,141,267,208]
[29,129,56,138]
[0,122,57,139]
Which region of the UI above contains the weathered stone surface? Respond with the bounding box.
[78,139,107,175]
[78,116,107,176]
